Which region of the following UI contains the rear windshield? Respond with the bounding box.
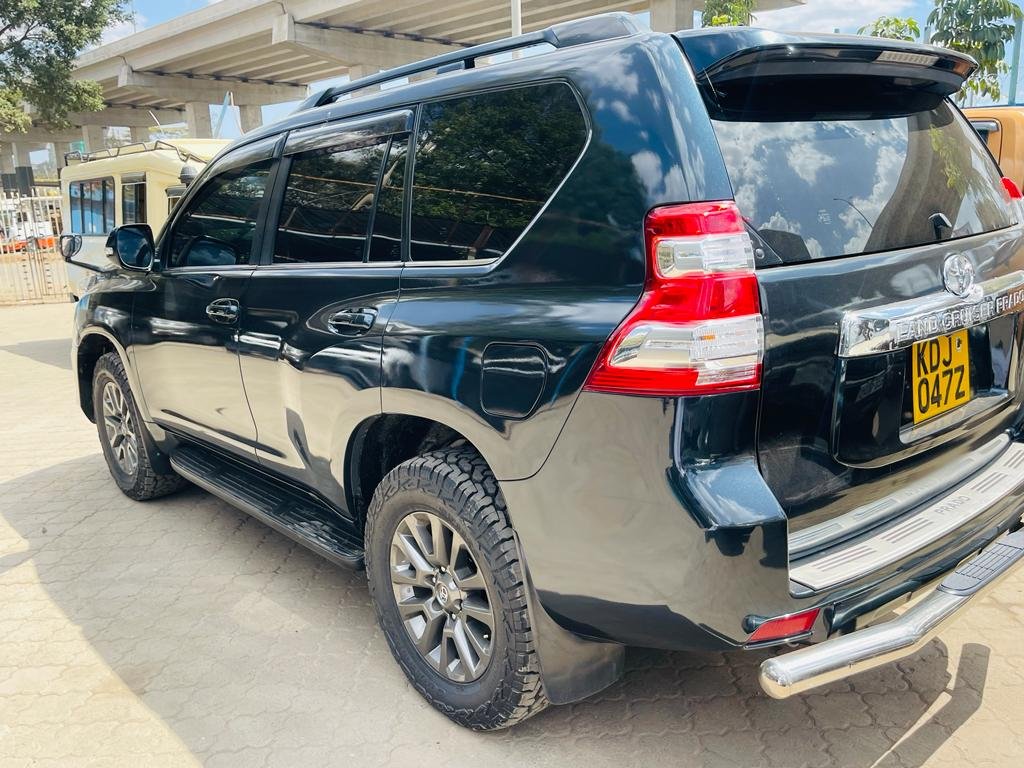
[712,102,1015,265]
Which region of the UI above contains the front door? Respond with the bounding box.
[132,138,278,459]
[237,112,410,510]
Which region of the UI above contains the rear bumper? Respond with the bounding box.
[761,523,1024,698]
[503,390,1024,652]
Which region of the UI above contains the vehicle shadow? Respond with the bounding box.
[0,455,991,768]
[0,337,72,370]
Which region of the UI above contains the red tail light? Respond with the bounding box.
[747,607,819,644]
[1001,176,1022,200]
[584,201,763,396]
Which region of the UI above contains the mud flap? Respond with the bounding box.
[514,535,625,705]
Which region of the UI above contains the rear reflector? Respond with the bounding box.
[747,608,820,644]
[584,201,763,396]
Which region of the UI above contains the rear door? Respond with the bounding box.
[681,35,1024,547]
[237,111,410,511]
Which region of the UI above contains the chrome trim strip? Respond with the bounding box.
[762,525,1024,699]
[789,434,1011,558]
[790,442,1024,591]
[838,270,1024,358]
[898,392,1011,443]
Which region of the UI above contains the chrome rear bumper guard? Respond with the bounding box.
[760,523,1024,699]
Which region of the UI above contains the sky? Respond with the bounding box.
[96,0,983,140]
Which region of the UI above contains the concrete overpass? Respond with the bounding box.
[1,0,802,192]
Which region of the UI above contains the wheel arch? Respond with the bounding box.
[76,329,150,423]
[346,413,490,531]
[355,429,625,707]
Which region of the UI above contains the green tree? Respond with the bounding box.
[0,0,130,133]
[928,0,1023,103]
[702,0,756,27]
[858,16,921,41]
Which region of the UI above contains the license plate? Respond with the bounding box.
[911,329,971,424]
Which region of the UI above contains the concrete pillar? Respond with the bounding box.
[53,142,73,171]
[130,126,149,143]
[649,0,700,31]
[348,64,380,93]
[0,142,15,193]
[82,124,106,153]
[185,102,213,139]
[13,143,34,195]
[238,105,263,134]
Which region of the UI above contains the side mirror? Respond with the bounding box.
[105,224,155,271]
[59,234,83,262]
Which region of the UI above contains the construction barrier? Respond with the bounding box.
[0,189,70,305]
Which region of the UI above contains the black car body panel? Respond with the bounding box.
[69,17,1024,695]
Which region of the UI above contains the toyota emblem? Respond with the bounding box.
[942,254,976,298]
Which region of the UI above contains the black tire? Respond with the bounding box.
[365,446,549,730]
[92,352,187,500]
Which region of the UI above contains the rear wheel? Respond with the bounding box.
[365,447,548,730]
[93,352,186,500]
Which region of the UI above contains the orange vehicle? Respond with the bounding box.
[965,106,1024,190]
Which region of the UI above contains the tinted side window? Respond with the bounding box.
[274,138,387,264]
[122,182,146,224]
[70,182,83,232]
[69,178,115,235]
[168,160,272,268]
[369,136,408,262]
[410,84,587,262]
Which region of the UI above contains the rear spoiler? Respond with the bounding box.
[676,28,977,120]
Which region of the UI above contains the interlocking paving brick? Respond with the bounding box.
[1,302,1023,767]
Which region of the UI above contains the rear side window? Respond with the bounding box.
[275,138,389,264]
[369,136,408,262]
[409,83,587,262]
[122,180,146,225]
[713,102,1014,265]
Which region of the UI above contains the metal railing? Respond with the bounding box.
[0,188,70,305]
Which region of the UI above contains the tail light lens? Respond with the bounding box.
[1001,176,1022,200]
[584,201,763,396]
[1001,176,1024,224]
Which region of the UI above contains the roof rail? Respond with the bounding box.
[295,12,643,113]
[65,139,210,167]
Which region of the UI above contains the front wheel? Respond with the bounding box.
[92,352,186,500]
[365,447,549,730]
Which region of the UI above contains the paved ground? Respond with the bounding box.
[1,301,1023,768]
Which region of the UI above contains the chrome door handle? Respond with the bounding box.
[206,298,240,324]
[327,307,377,335]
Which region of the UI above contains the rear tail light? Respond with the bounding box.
[747,607,820,644]
[584,201,763,396]
[1001,176,1022,200]
[1000,177,1024,224]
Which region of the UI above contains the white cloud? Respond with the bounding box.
[100,13,147,45]
[755,0,916,34]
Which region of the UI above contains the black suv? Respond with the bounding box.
[66,14,1024,730]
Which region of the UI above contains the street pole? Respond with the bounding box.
[511,0,522,36]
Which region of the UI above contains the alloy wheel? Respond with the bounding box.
[101,380,139,476]
[389,511,495,683]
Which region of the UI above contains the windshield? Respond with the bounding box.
[712,102,1015,265]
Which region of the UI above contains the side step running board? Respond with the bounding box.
[170,443,365,569]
